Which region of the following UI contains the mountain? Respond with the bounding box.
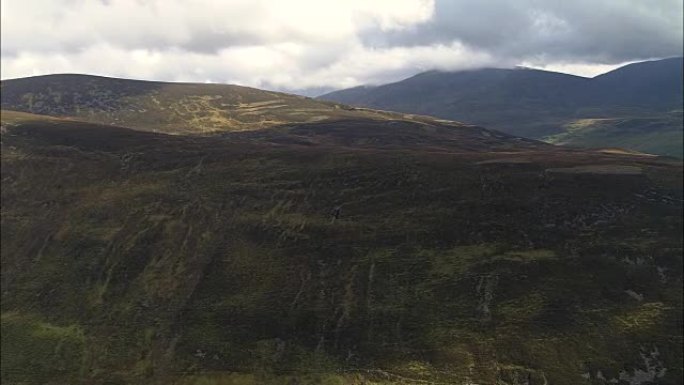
[589,57,684,108]
[319,58,684,156]
[1,75,683,385]
[321,67,589,137]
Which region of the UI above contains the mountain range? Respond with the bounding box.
[1,74,682,385]
[320,57,684,157]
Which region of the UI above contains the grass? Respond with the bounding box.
[545,112,684,158]
[1,312,86,384]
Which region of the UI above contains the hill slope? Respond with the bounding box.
[545,112,684,158]
[1,110,682,385]
[319,58,684,155]
[0,74,428,134]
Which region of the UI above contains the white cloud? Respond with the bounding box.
[1,0,682,92]
[521,61,633,78]
[1,41,495,91]
[0,0,434,55]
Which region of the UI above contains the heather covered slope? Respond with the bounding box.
[319,58,684,156]
[0,74,422,134]
[1,111,682,384]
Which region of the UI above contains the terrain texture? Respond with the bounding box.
[1,74,406,134]
[1,75,683,385]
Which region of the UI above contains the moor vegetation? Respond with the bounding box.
[1,107,682,384]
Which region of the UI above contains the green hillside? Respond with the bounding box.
[545,112,684,158]
[1,108,682,385]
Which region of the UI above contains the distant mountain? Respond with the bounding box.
[590,57,684,108]
[320,57,684,156]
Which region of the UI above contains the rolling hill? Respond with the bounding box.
[1,75,683,385]
[319,58,684,156]
[0,74,427,134]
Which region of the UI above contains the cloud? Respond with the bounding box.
[520,62,630,78]
[0,0,434,56]
[368,0,683,64]
[1,0,682,92]
[0,41,494,91]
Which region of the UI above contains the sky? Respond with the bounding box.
[1,0,682,95]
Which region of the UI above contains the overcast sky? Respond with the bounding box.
[1,0,682,95]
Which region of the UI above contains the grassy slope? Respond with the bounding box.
[1,113,682,385]
[545,112,684,158]
[1,74,451,135]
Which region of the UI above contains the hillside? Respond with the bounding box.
[1,108,682,385]
[0,74,423,134]
[545,112,684,158]
[319,58,684,156]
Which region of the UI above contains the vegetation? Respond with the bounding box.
[1,106,681,384]
[1,74,439,135]
[544,111,684,158]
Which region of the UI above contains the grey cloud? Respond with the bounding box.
[365,0,683,64]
